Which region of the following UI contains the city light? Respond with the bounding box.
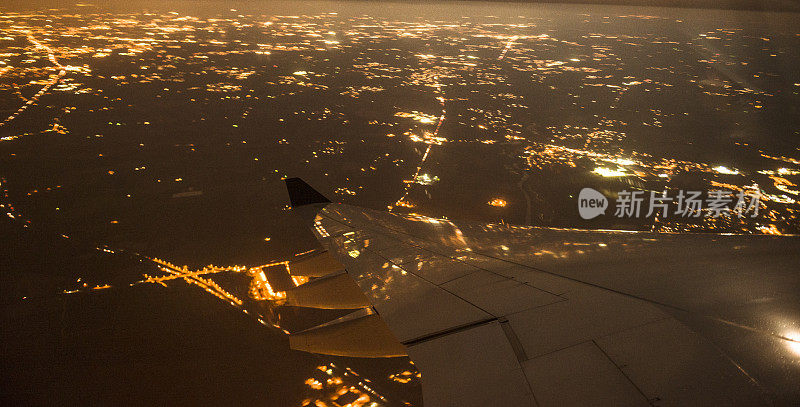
[593,167,628,177]
[488,198,507,207]
[713,166,740,175]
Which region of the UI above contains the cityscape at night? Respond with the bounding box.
[1,0,799,405]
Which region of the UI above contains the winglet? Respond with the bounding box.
[285,177,331,207]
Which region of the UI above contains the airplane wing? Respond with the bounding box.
[285,178,800,406]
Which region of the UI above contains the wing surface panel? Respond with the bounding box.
[309,203,797,405]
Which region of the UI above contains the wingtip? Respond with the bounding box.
[285,177,331,207]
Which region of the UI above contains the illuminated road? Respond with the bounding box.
[0,34,66,129]
[392,84,447,211]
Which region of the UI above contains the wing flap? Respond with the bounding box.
[523,341,650,406]
[320,240,492,343]
[405,320,536,406]
[289,312,407,358]
[594,318,768,406]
